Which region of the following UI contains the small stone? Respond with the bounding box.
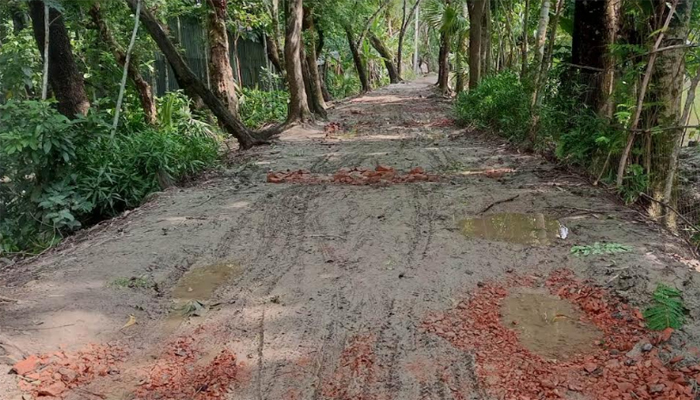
[38,381,67,397]
[477,281,485,288]
[642,343,653,352]
[58,367,78,382]
[649,384,665,394]
[583,363,598,373]
[398,273,405,279]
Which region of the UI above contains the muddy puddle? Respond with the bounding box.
[501,288,602,360]
[162,262,243,333]
[172,262,243,301]
[459,213,563,245]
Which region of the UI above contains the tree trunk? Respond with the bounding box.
[616,0,679,186]
[369,32,400,84]
[648,0,693,221]
[268,0,286,79]
[316,24,332,101]
[89,3,156,125]
[398,0,421,80]
[302,12,327,116]
[481,0,491,77]
[265,35,284,75]
[206,0,240,120]
[302,46,327,118]
[571,0,615,114]
[123,0,268,149]
[468,0,486,89]
[29,0,90,118]
[285,0,313,122]
[437,32,450,91]
[530,0,551,107]
[346,26,371,93]
[455,3,469,93]
[520,0,530,79]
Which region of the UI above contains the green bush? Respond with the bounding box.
[239,88,288,129]
[0,98,220,255]
[455,71,532,141]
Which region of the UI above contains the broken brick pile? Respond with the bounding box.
[321,334,378,400]
[12,343,125,398]
[134,335,241,400]
[423,270,700,399]
[267,166,439,185]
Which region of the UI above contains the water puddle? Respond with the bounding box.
[172,262,243,301]
[162,262,243,334]
[458,213,563,245]
[501,288,602,360]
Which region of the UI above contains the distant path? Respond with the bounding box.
[1,76,698,400]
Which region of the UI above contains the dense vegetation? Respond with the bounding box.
[1,0,699,254]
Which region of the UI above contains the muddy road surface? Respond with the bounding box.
[3,77,700,399]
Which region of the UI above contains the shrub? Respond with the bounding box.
[455,71,532,141]
[239,88,288,129]
[0,99,220,255]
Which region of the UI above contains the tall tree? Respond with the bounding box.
[285,0,313,122]
[302,8,327,117]
[397,0,421,79]
[89,3,157,125]
[207,0,240,120]
[468,0,486,88]
[520,0,530,79]
[123,0,274,149]
[570,0,616,114]
[28,0,90,118]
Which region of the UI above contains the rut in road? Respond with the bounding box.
[2,77,699,400]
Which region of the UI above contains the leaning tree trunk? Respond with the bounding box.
[207,0,240,120]
[124,0,268,149]
[468,0,486,88]
[265,35,284,75]
[346,26,371,93]
[285,0,313,122]
[369,32,400,84]
[89,4,156,125]
[29,0,90,118]
[570,0,616,114]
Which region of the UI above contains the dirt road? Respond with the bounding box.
[3,77,700,399]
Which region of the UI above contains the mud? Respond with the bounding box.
[1,76,700,399]
[172,261,243,301]
[501,288,603,360]
[459,212,563,245]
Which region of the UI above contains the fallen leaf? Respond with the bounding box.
[122,315,137,330]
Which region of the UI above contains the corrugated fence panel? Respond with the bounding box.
[151,17,270,97]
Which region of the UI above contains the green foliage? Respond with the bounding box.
[643,284,686,331]
[455,72,532,141]
[239,88,288,129]
[0,24,42,100]
[570,242,632,256]
[619,164,649,204]
[0,99,220,255]
[111,276,154,289]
